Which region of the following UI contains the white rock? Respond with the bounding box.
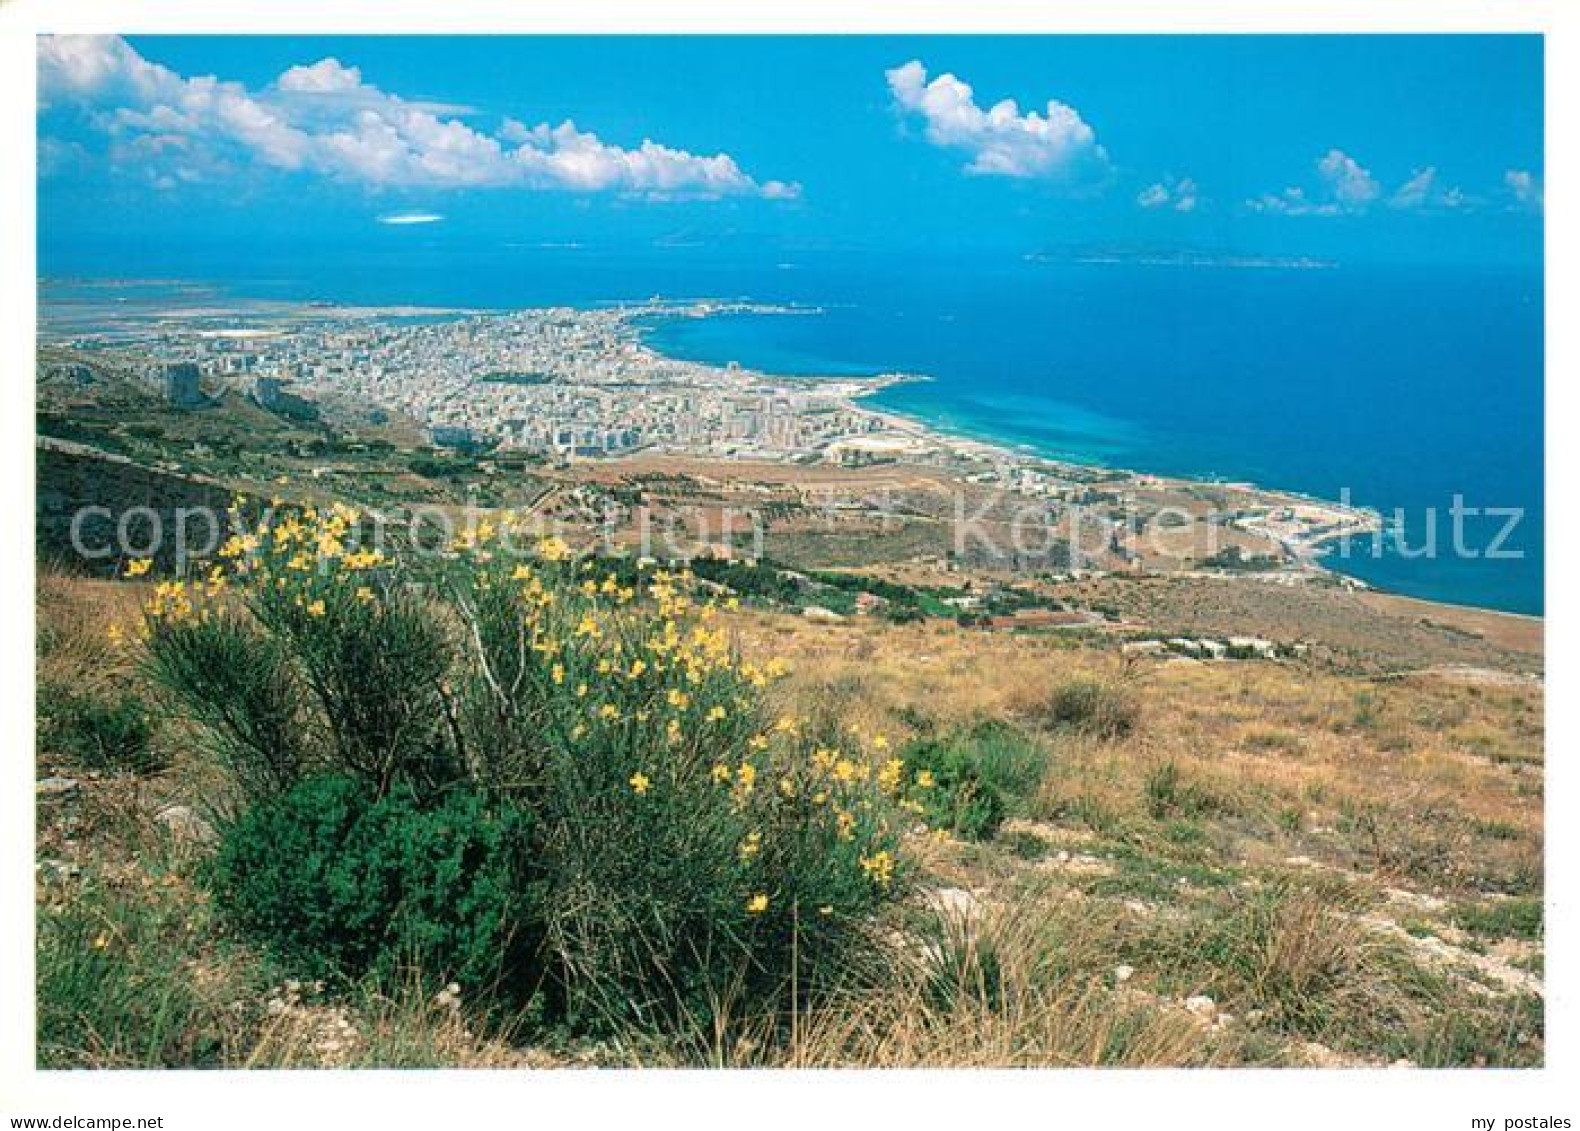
[1114,964,1136,984]
[1184,994,1217,1021]
[37,777,80,796]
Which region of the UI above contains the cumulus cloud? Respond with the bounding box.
[1316,148,1380,208]
[1505,169,1542,211]
[885,59,1110,185]
[1137,176,1199,213]
[37,35,796,201]
[1247,149,1386,216]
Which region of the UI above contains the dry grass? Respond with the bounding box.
[35,569,1544,1068]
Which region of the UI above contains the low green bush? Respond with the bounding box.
[213,775,544,996]
[39,684,162,774]
[898,720,1046,841]
[1038,678,1138,740]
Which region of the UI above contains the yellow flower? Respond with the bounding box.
[818,905,833,916]
[355,586,375,603]
[599,704,620,721]
[628,659,647,678]
[916,770,936,789]
[872,734,890,751]
[123,558,153,578]
[305,599,327,618]
[629,772,651,796]
[538,536,572,562]
[551,663,565,685]
[106,623,125,647]
[877,758,904,793]
[746,894,769,915]
[711,763,732,784]
[735,763,757,794]
[860,850,895,888]
[739,831,761,861]
[706,706,727,723]
[667,688,690,710]
[92,931,110,950]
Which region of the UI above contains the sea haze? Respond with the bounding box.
[41,245,1544,615]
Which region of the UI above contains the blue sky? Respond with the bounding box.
[38,35,1543,270]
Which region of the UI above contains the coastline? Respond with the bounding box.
[37,277,1532,621]
[630,302,1401,605]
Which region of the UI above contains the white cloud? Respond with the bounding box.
[1505,169,1542,211]
[38,35,795,201]
[1388,166,1467,211]
[1247,150,1387,216]
[377,211,444,225]
[1316,149,1380,208]
[1246,186,1339,217]
[1136,183,1168,209]
[1250,150,1497,218]
[1137,175,1199,212]
[885,59,1110,184]
[278,58,365,95]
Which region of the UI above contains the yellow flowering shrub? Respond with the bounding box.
[140,507,908,1038]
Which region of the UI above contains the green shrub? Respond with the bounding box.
[143,611,307,801]
[965,718,1048,801]
[895,719,1045,842]
[248,562,458,796]
[39,684,161,774]
[213,775,544,996]
[1039,678,1137,740]
[140,518,908,1042]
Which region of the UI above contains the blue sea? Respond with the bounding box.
[42,244,1544,614]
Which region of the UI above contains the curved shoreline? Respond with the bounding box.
[630,303,1424,608]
